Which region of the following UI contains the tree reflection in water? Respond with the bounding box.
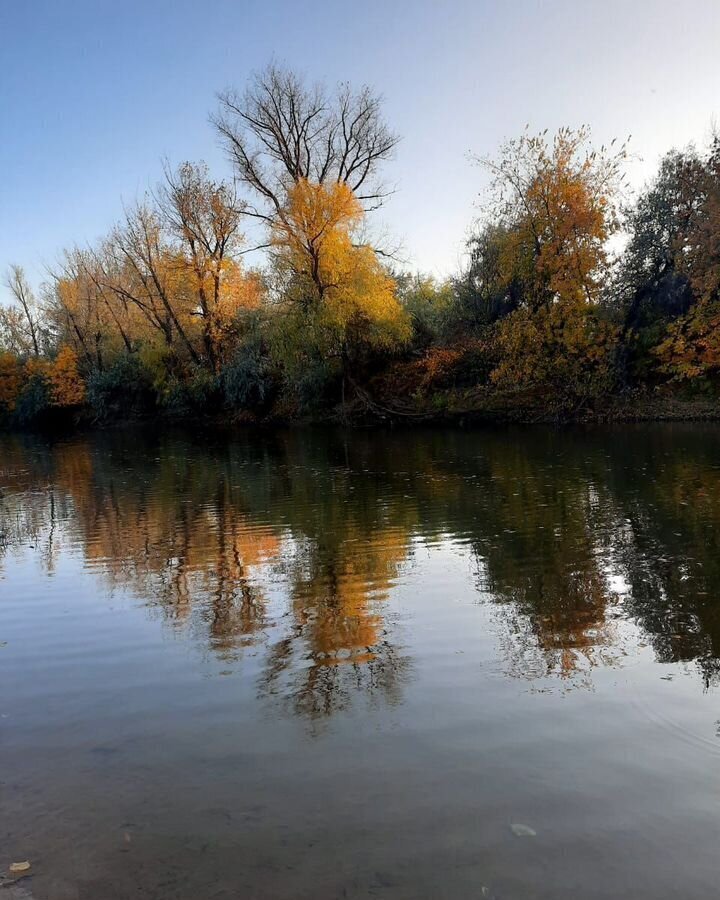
[3,424,720,716]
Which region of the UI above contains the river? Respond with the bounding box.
[2,424,720,899]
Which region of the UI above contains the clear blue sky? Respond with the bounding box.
[1,0,719,294]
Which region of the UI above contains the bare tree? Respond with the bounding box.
[0,305,31,356]
[4,265,41,355]
[74,248,135,355]
[212,64,399,224]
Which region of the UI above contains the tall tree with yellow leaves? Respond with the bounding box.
[214,67,404,406]
[475,126,627,312]
[269,179,409,389]
[473,128,626,404]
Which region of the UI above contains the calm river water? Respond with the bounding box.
[2,425,720,899]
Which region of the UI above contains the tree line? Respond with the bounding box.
[2,64,720,426]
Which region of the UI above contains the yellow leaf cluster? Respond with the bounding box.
[271,179,409,360]
[491,300,617,397]
[49,346,86,406]
[654,299,720,380]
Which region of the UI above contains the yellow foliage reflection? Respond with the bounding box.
[4,426,720,709]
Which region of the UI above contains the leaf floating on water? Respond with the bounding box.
[9,861,31,873]
[510,823,537,837]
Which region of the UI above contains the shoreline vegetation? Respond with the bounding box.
[2,66,720,430]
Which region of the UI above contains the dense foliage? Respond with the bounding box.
[2,65,720,427]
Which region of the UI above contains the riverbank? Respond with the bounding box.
[394,390,720,426]
[2,388,719,433]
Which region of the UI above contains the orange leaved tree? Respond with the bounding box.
[473,127,626,405]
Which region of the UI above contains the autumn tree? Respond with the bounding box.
[157,162,246,371]
[214,66,405,407]
[213,63,400,310]
[475,127,626,311]
[40,169,263,421]
[46,250,128,371]
[268,179,409,394]
[110,203,201,364]
[213,64,399,223]
[472,127,627,403]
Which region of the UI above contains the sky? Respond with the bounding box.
[1,0,719,297]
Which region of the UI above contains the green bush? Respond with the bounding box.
[86,354,156,421]
[13,373,50,426]
[160,368,221,419]
[222,339,274,413]
[292,356,342,413]
[398,275,455,349]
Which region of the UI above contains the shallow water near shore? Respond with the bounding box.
[2,424,720,899]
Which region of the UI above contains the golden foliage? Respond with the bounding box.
[490,300,618,399]
[525,144,611,305]
[654,299,720,379]
[49,346,86,406]
[273,179,364,259]
[271,179,410,364]
[482,127,624,311]
[23,356,51,382]
[469,129,625,403]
